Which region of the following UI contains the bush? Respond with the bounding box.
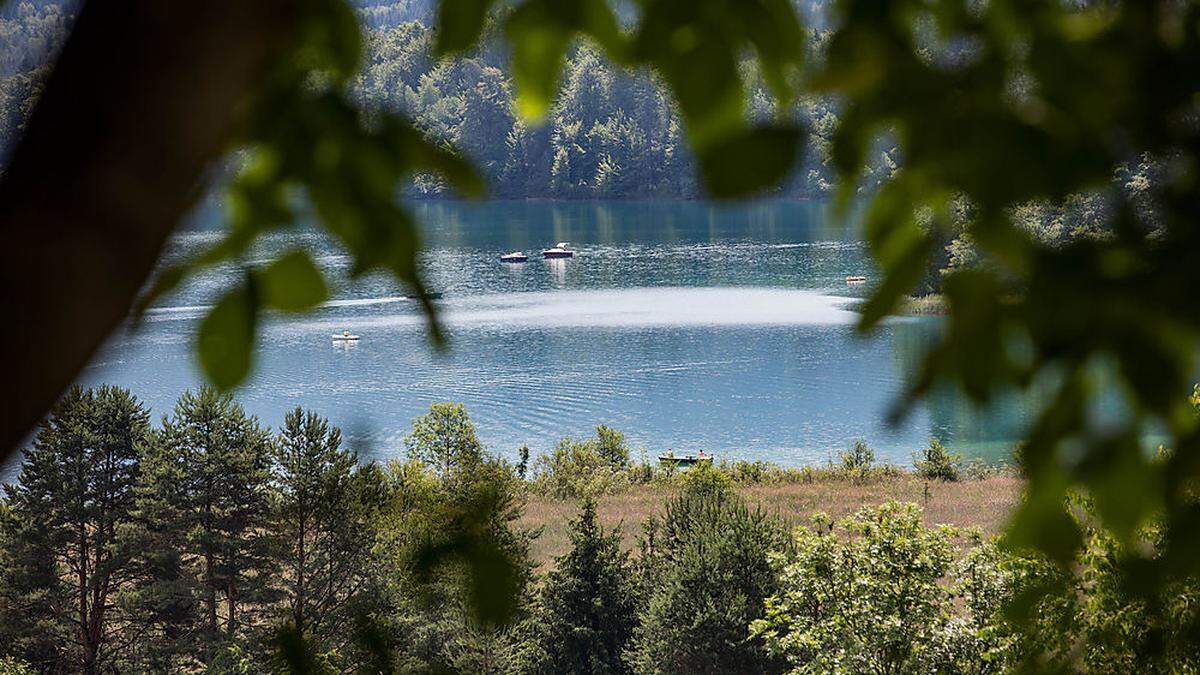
[679,460,732,499]
[752,498,1200,673]
[914,437,961,481]
[752,502,962,673]
[838,439,875,472]
[530,425,633,499]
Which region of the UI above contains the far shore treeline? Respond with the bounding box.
[1,384,1197,673]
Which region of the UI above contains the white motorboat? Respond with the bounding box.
[499,251,529,263]
[542,242,574,259]
[332,330,360,341]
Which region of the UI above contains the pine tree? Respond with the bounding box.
[628,483,791,674]
[271,408,387,661]
[536,500,637,674]
[124,423,201,672]
[134,388,277,664]
[0,385,148,674]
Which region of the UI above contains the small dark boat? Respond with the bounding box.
[499,252,529,263]
[657,450,711,467]
[542,242,574,259]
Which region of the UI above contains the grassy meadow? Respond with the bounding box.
[521,473,1022,566]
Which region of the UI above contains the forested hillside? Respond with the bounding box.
[0,0,878,199]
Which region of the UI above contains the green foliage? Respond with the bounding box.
[404,402,485,480]
[380,449,537,671]
[914,437,960,482]
[804,1,1200,634]
[838,439,874,472]
[0,657,31,675]
[259,249,329,313]
[7,0,1200,660]
[0,386,149,673]
[531,425,634,499]
[197,279,258,390]
[629,489,790,674]
[679,459,732,499]
[271,408,388,665]
[751,499,1200,674]
[534,500,638,674]
[395,404,535,643]
[752,502,961,673]
[133,388,278,667]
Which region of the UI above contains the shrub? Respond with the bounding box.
[530,427,635,499]
[914,437,961,481]
[838,439,875,472]
[752,502,960,673]
[680,460,732,499]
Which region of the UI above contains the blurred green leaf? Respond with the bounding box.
[260,249,328,313]
[503,0,626,120]
[297,0,363,82]
[698,126,805,198]
[435,0,496,55]
[197,280,258,390]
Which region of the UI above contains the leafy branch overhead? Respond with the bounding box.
[814,0,1200,635]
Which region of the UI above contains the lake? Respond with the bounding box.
[76,200,1031,469]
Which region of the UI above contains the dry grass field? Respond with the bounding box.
[519,475,1023,567]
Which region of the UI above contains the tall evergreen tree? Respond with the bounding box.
[628,481,791,674]
[134,388,277,664]
[535,499,637,674]
[0,385,148,674]
[271,408,387,660]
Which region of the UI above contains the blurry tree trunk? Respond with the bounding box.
[0,1,296,460]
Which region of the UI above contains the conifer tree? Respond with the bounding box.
[0,385,148,674]
[271,408,387,660]
[628,480,790,674]
[135,388,277,664]
[536,499,637,674]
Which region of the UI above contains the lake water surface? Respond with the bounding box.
[77,200,1032,468]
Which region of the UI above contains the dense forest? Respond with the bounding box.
[1,385,1197,673]
[0,0,872,200]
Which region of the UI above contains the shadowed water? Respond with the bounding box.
[61,200,1032,470]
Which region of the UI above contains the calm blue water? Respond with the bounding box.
[74,200,1030,468]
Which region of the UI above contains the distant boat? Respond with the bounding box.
[846,275,867,284]
[332,330,360,341]
[657,450,711,467]
[542,242,574,259]
[499,251,529,263]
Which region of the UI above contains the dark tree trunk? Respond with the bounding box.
[0,1,299,461]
